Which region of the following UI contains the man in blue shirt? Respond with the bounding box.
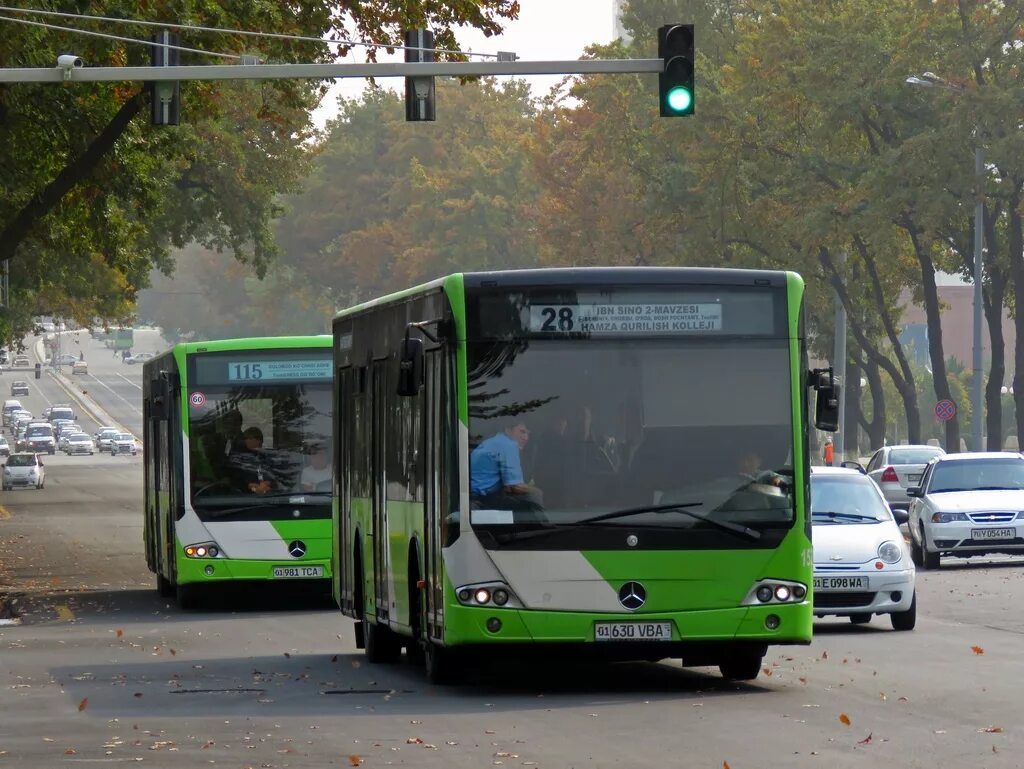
[470,421,543,510]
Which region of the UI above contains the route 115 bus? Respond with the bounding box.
[333,267,839,683]
[143,336,334,608]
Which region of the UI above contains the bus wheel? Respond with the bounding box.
[364,614,401,663]
[157,572,174,598]
[424,641,460,685]
[176,583,200,610]
[718,654,763,681]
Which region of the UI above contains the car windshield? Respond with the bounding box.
[889,448,944,465]
[115,434,133,441]
[810,475,890,523]
[929,458,1024,493]
[6,455,36,467]
[69,435,90,442]
[26,426,52,437]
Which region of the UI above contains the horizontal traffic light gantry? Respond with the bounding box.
[658,24,694,117]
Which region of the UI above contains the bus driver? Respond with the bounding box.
[470,420,543,511]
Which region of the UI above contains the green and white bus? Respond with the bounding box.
[143,336,334,608]
[332,268,838,682]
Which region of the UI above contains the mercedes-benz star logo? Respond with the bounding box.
[618,581,646,611]
[288,540,307,558]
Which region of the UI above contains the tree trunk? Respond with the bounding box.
[901,221,960,452]
[1008,190,1024,447]
[0,93,143,263]
[982,206,1006,451]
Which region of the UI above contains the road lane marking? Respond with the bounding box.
[84,374,142,416]
[55,604,75,621]
[115,373,143,391]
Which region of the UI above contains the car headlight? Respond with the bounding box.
[878,540,902,564]
[931,512,969,523]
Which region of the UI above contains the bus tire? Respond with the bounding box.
[157,572,174,598]
[406,549,426,666]
[424,641,460,685]
[719,654,762,681]
[176,583,200,610]
[357,555,400,664]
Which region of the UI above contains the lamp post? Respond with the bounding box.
[906,72,984,452]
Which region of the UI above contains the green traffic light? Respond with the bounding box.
[666,86,692,113]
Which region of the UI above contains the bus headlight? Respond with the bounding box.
[455,582,519,608]
[743,579,807,605]
[184,542,219,558]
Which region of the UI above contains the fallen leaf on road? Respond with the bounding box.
[348,755,361,766]
[879,693,887,701]
[858,733,873,744]
[724,762,731,769]
[799,677,807,685]
[971,646,985,655]
[78,698,88,712]
[839,714,851,726]
[407,738,423,744]
[169,648,176,656]
[134,693,143,698]
[762,668,772,677]
[116,629,124,638]
[821,651,828,660]
[284,652,291,658]
[978,726,1004,733]
[331,655,338,662]
[64,748,77,755]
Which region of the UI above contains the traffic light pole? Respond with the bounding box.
[0,58,664,84]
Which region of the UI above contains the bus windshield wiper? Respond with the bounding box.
[573,503,761,540]
[812,511,880,522]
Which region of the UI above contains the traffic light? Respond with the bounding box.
[405,29,436,122]
[658,24,694,117]
[150,31,180,126]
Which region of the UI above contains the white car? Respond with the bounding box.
[864,444,945,510]
[907,452,1024,569]
[94,427,121,452]
[2,452,45,490]
[124,352,155,365]
[811,467,916,630]
[110,433,138,456]
[64,433,95,456]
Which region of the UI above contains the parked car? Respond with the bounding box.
[64,433,95,456]
[10,381,29,397]
[124,352,155,365]
[0,435,9,457]
[908,452,1024,569]
[110,433,138,456]
[864,444,946,511]
[2,452,44,490]
[811,466,916,630]
[71,360,89,375]
[94,427,121,452]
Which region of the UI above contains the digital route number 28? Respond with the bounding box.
[538,306,576,332]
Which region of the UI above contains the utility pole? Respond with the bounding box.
[972,146,984,451]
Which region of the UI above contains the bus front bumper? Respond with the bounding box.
[177,558,332,585]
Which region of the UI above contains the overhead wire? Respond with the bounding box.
[0,13,242,60]
[0,6,501,59]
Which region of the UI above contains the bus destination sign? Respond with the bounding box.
[226,359,332,382]
[528,303,723,335]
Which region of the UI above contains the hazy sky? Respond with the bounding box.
[313,0,617,127]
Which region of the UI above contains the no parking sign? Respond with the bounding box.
[934,399,956,422]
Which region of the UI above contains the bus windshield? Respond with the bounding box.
[467,337,795,548]
[187,374,332,522]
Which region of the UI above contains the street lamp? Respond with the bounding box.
[905,71,984,452]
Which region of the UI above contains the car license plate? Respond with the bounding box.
[907,473,921,482]
[971,528,1015,541]
[272,566,324,579]
[594,621,672,641]
[813,576,868,591]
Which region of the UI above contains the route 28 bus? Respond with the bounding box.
[332,268,839,682]
[143,336,334,608]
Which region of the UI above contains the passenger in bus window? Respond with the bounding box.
[298,441,332,493]
[469,420,543,511]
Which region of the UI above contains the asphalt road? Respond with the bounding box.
[2,367,1024,767]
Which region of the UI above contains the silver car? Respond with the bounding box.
[64,433,95,456]
[865,445,945,510]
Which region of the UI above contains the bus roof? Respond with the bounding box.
[332,267,796,321]
[144,335,332,368]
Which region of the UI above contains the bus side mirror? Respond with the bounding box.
[814,382,840,432]
[397,337,424,397]
[148,375,170,420]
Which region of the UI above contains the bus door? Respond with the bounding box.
[336,366,353,613]
[371,359,390,622]
[423,349,443,639]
